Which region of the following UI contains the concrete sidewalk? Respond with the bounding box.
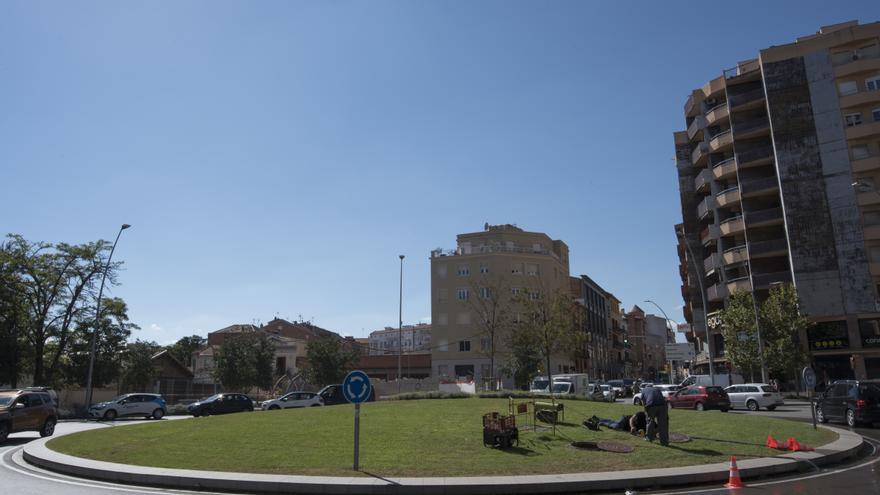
[23,426,863,494]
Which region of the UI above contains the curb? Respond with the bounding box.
[23,426,863,494]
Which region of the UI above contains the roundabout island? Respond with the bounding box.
[25,398,864,494]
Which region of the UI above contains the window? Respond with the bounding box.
[532,243,542,253]
[845,113,863,127]
[457,288,469,300]
[511,287,520,296]
[874,108,880,122]
[459,340,471,352]
[526,263,539,276]
[480,263,489,274]
[529,291,541,300]
[511,263,522,275]
[867,75,880,91]
[438,364,449,377]
[839,80,858,96]
[853,144,871,160]
[460,242,472,254]
[438,339,448,352]
[457,264,470,276]
[438,288,448,303]
[479,287,490,299]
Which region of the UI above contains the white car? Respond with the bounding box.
[261,391,323,410]
[599,384,616,402]
[632,385,680,405]
[724,383,784,411]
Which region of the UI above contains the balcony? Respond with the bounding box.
[728,87,765,110]
[695,168,713,192]
[724,59,761,81]
[727,276,752,293]
[707,283,729,302]
[716,186,741,208]
[698,195,716,220]
[719,215,745,236]
[712,157,737,180]
[688,115,706,141]
[732,117,770,139]
[852,154,880,173]
[845,121,880,140]
[745,207,784,227]
[723,245,749,265]
[833,44,880,77]
[749,238,788,258]
[740,176,779,197]
[701,224,720,245]
[752,271,793,289]
[705,103,729,126]
[692,142,709,166]
[709,129,733,152]
[736,146,774,168]
[839,88,880,109]
[685,93,700,117]
[703,252,722,275]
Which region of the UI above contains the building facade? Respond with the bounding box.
[674,21,880,381]
[570,275,612,380]
[430,224,572,389]
[367,324,432,356]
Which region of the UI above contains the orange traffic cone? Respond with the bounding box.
[765,435,779,449]
[724,455,745,489]
[788,437,801,452]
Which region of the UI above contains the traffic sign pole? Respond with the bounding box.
[803,367,817,430]
[343,370,372,471]
[353,403,361,470]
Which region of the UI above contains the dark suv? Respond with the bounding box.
[318,384,376,405]
[816,380,880,427]
[0,389,58,443]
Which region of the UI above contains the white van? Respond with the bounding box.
[679,373,743,388]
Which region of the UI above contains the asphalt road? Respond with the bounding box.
[1,405,878,494]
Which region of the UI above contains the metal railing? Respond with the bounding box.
[733,117,770,137]
[728,88,765,108]
[745,207,783,225]
[749,238,788,257]
[831,44,880,67]
[736,146,774,166]
[740,176,779,196]
[752,271,793,288]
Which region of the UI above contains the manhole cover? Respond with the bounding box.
[596,441,634,453]
[669,432,691,443]
[570,441,598,450]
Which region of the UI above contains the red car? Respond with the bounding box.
[667,385,731,412]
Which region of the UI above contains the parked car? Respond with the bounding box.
[0,389,58,443]
[262,391,323,410]
[89,393,167,421]
[599,384,616,402]
[317,384,376,406]
[667,386,730,411]
[187,393,254,417]
[607,380,632,398]
[816,380,880,427]
[22,386,58,407]
[724,383,784,411]
[632,385,680,405]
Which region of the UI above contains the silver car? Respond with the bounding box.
[724,383,784,411]
[261,391,323,410]
[88,393,167,420]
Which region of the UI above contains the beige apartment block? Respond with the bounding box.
[675,20,880,381]
[430,224,572,389]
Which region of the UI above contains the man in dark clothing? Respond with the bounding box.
[641,385,669,446]
[584,411,647,434]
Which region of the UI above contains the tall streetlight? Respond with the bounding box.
[85,224,131,411]
[397,254,404,395]
[644,299,675,385]
[682,241,715,386]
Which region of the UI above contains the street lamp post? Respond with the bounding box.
[85,224,131,411]
[398,255,404,395]
[683,241,715,386]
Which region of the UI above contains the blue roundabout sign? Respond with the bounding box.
[343,370,372,404]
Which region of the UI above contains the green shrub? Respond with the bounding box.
[384,391,471,400]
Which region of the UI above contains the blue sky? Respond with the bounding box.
[2,1,877,344]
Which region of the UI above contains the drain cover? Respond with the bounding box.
[596,441,634,453]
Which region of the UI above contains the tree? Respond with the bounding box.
[5,234,122,385]
[501,321,542,389]
[63,297,138,387]
[0,240,27,387]
[121,340,161,392]
[213,332,276,391]
[719,290,761,382]
[304,336,360,387]
[760,283,811,387]
[167,335,206,369]
[466,273,512,389]
[516,286,578,389]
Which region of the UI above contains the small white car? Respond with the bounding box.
[261,391,323,410]
[632,385,680,405]
[724,383,784,411]
[599,384,616,402]
[88,393,167,420]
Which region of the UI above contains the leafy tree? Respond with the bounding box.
[466,273,512,389]
[516,287,578,389]
[760,283,811,386]
[213,332,276,391]
[501,322,542,389]
[63,297,138,387]
[0,242,27,387]
[719,290,761,382]
[121,340,161,392]
[167,335,206,369]
[4,234,122,385]
[304,336,360,386]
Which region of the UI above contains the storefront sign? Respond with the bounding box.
[807,321,849,350]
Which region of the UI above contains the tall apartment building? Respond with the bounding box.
[608,292,629,378]
[367,324,432,356]
[570,275,612,380]
[430,224,571,388]
[674,21,880,381]
[623,306,669,381]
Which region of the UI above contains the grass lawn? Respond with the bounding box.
[47,399,837,477]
